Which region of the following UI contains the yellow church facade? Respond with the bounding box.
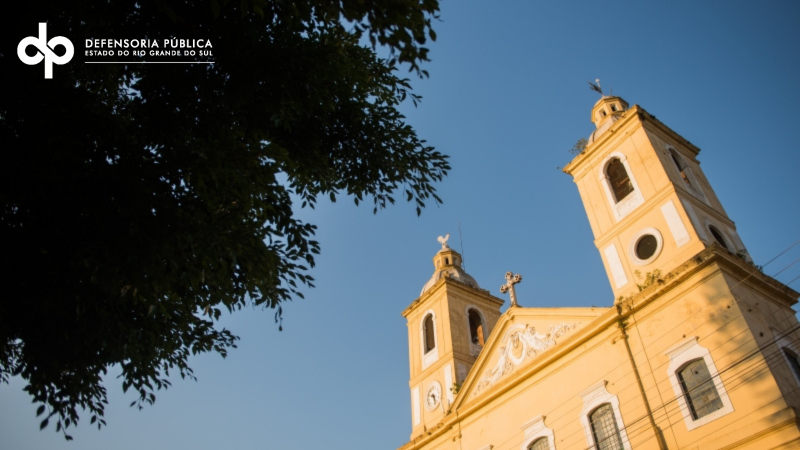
[397,97,800,450]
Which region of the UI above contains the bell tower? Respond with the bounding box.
[563,96,748,298]
[402,237,504,438]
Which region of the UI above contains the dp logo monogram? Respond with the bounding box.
[18,23,74,79]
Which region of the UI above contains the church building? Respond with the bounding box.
[397,97,800,450]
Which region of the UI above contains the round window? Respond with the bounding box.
[636,234,658,260]
[629,228,664,265]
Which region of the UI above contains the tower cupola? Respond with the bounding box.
[420,238,480,295]
[588,96,629,145]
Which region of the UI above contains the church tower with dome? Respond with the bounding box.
[401,236,504,435]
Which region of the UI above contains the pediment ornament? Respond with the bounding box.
[472,323,578,397]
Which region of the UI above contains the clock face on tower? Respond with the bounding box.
[425,381,442,410]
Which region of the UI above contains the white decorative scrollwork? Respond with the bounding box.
[472,323,578,397]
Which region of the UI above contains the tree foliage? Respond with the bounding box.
[0,0,447,438]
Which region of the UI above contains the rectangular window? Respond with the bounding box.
[679,359,724,420]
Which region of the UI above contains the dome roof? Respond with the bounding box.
[421,263,481,296]
[420,246,481,296]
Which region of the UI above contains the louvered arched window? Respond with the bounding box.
[606,158,634,203]
[669,149,692,188]
[708,226,729,251]
[468,309,484,346]
[423,314,435,353]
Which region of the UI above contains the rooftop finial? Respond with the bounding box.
[437,233,450,249]
[500,271,523,307]
[588,79,603,97]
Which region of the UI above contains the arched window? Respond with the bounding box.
[678,359,723,420]
[708,226,729,251]
[527,437,549,450]
[669,149,692,188]
[423,314,435,353]
[606,158,634,203]
[590,404,624,450]
[468,309,484,346]
[784,348,800,380]
[665,336,734,430]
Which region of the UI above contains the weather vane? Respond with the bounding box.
[437,233,450,249]
[588,78,603,97]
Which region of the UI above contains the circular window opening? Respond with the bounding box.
[636,234,658,260]
[629,227,664,266]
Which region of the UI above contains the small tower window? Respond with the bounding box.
[445,257,449,265]
[606,158,634,202]
[423,314,435,353]
[678,359,724,420]
[590,404,624,450]
[468,309,484,346]
[669,149,692,187]
[708,226,729,251]
[610,104,618,112]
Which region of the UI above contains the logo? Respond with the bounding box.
[18,23,74,79]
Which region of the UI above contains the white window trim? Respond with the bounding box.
[628,227,664,266]
[665,336,734,431]
[773,330,800,387]
[579,380,632,450]
[665,145,707,203]
[520,415,556,450]
[420,309,439,369]
[464,305,488,356]
[598,152,644,222]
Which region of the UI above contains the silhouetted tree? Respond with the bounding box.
[0,0,447,438]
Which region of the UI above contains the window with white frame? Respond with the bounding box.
[420,310,439,369]
[590,404,624,450]
[527,437,549,450]
[774,331,800,386]
[607,158,634,203]
[520,415,556,450]
[665,336,734,430]
[677,359,724,420]
[629,227,664,266]
[598,153,644,221]
[424,314,435,353]
[579,381,631,450]
[465,305,487,356]
[669,149,693,188]
[666,146,707,202]
[707,225,730,251]
[784,348,800,383]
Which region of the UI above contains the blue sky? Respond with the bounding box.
[3,1,800,449]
